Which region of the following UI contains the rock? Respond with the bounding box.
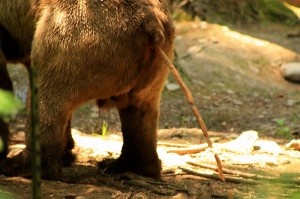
[287,99,296,106]
[232,99,243,106]
[279,159,291,165]
[220,130,259,154]
[166,83,180,91]
[187,45,203,55]
[91,106,99,113]
[227,89,235,94]
[286,139,300,150]
[266,161,278,166]
[280,62,300,83]
[90,112,99,118]
[254,140,283,155]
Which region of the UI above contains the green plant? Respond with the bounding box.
[0,89,23,122]
[0,90,24,197]
[101,121,110,137]
[0,190,15,199]
[274,118,291,138]
[290,191,300,199]
[0,89,24,152]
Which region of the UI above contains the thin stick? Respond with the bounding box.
[179,167,258,185]
[29,65,41,199]
[187,161,275,180]
[158,47,224,180]
[214,153,225,182]
[167,143,208,154]
[158,48,212,147]
[158,142,191,148]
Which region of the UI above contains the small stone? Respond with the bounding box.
[280,62,300,83]
[90,112,99,118]
[187,45,203,55]
[286,99,297,107]
[232,99,243,106]
[166,83,180,91]
[172,193,189,199]
[266,161,278,166]
[227,89,235,94]
[194,79,205,86]
[280,159,291,165]
[91,106,99,112]
[175,35,183,42]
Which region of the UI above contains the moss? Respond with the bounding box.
[258,0,299,25]
[178,0,299,25]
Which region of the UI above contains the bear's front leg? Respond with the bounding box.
[99,93,162,179]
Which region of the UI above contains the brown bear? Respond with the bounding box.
[0,0,36,159]
[1,0,174,180]
[0,0,75,166]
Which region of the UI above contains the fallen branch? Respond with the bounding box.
[187,161,275,180]
[179,166,258,185]
[167,143,208,154]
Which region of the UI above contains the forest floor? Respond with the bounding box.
[2,19,300,198]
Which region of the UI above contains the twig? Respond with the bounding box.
[167,143,208,154]
[179,167,258,185]
[158,142,191,148]
[187,161,275,180]
[189,163,300,184]
[158,48,212,147]
[231,162,259,166]
[214,154,225,182]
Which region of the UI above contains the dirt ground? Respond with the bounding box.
[2,16,300,199]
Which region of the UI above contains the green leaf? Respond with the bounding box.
[274,118,285,126]
[0,89,24,121]
[0,190,15,199]
[102,121,110,137]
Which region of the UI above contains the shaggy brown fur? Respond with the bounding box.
[0,0,75,165]
[1,0,174,180]
[0,0,35,159]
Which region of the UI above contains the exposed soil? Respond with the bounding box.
[3,16,300,199]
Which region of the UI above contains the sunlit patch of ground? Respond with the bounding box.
[5,128,300,198]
